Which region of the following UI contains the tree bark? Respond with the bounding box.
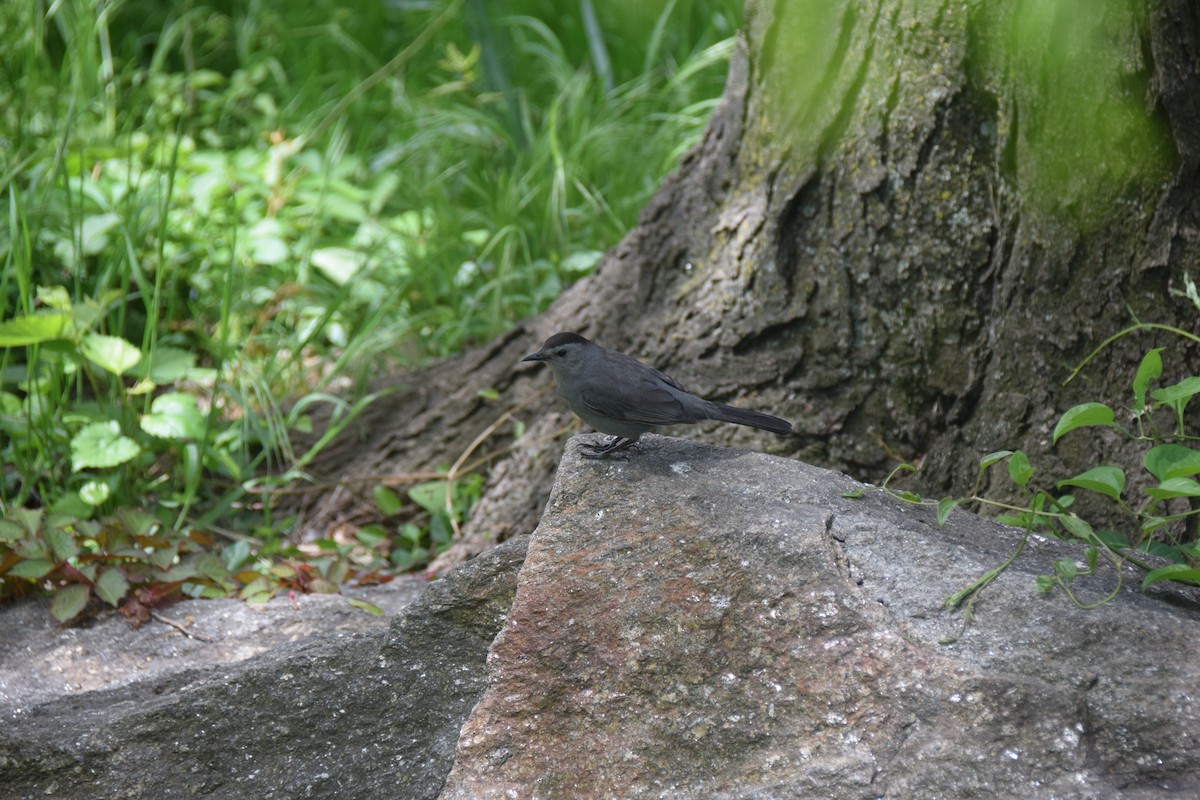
[288,0,1200,570]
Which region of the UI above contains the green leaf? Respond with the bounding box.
[43,525,79,562]
[346,598,385,616]
[841,488,865,499]
[1150,375,1200,406]
[1142,564,1200,589]
[1143,444,1200,482]
[408,481,449,515]
[70,421,141,470]
[979,450,1014,470]
[477,387,500,401]
[1144,477,1200,501]
[95,567,130,606]
[140,392,206,440]
[0,313,72,346]
[138,346,198,383]
[1059,514,1095,542]
[80,333,142,376]
[35,285,73,311]
[373,486,403,516]
[936,497,958,526]
[6,559,55,579]
[1056,466,1125,502]
[79,480,111,506]
[1008,450,1034,488]
[1053,558,1077,583]
[1131,348,1163,412]
[80,212,121,255]
[1052,403,1115,443]
[0,519,25,542]
[311,247,366,284]
[50,584,91,622]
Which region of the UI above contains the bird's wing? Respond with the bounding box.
[577,369,697,427]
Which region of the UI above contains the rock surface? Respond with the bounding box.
[3,434,1199,800]
[439,435,1200,799]
[0,537,527,800]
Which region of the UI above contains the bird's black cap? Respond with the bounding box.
[521,332,592,361]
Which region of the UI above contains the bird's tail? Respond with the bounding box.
[705,401,793,436]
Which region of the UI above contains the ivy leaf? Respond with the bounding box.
[1131,348,1163,413]
[70,421,142,471]
[1143,444,1200,482]
[1052,403,1115,444]
[979,450,1014,470]
[1144,478,1200,501]
[1008,450,1034,488]
[1056,466,1125,502]
[1150,376,1200,407]
[936,497,958,527]
[1142,564,1200,590]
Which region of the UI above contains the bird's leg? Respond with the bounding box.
[580,436,640,459]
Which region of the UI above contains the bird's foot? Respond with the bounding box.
[580,436,639,459]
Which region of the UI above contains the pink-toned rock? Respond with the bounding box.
[440,434,1200,799]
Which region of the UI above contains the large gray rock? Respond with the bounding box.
[0,536,527,800]
[439,435,1200,799]
[3,434,1197,799]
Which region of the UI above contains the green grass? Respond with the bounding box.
[0,0,741,618]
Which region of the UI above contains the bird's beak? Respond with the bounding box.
[521,350,545,363]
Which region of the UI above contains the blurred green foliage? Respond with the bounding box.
[0,0,741,619]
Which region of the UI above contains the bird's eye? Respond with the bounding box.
[554,348,567,357]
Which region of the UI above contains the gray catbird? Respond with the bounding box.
[521,332,793,458]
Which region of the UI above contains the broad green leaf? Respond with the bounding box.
[936,497,958,526]
[1008,450,1034,488]
[7,559,55,579]
[1052,403,1114,443]
[979,450,1014,470]
[50,584,91,622]
[140,392,206,440]
[70,421,141,470]
[0,313,71,346]
[94,567,130,606]
[80,333,142,376]
[373,486,403,516]
[1056,466,1125,502]
[1142,564,1200,590]
[1145,477,1200,501]
[1144,444,1200,482]
[409,481,449,515]
[1150,376,1200,406]
[1131,348,1163,412]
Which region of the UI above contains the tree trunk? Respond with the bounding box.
[288,0,1200,570]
